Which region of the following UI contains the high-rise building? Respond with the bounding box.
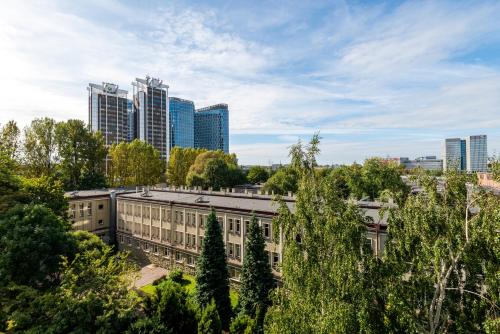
[194,104,229,153]
[87,82,128,147]
[460,139,467,170]
[168,97,195,156]
[132,76,169,159]
[466,135,487,172]
[127,99,135,142]
[443,138,463,171]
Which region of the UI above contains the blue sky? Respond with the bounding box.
[1,0,500,164]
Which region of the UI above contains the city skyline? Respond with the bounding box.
[1,1,500,164]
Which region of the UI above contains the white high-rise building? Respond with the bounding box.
[466,135,488,172]
[443,138,462,171]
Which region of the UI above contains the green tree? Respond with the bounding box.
[7,232,139,334]
[262,167,298,195]
[383,171,500,333]
[55,119,107,190]
[19,175,68,217]
[230,314,256,334]
[239,215,274,332]
[0,120,20,161]
[246,166,269,184]
[0,204,76,289]
[0,153,23,215]
[23,117,58,177]
[166,147,207,186]
[196,209,232,330]
[198,299,222,334]
[265,136,385,333]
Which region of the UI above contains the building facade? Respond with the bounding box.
[195,104,229,153]
[168,97,195,156]
[443,138,463,171]
[87,82,128,147]
[466,135,488,172]
[391,156,443,171]
[132,76,169,159]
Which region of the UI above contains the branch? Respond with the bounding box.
[445,288,499,309]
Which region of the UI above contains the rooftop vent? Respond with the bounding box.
[195,196,209,203]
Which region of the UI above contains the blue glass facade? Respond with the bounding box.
[168,97,195,154]
[194,104,229,153]
[460,139,467,170]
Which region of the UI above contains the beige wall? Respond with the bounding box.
[68,197,110,241]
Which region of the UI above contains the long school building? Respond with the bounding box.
[67,188,389,283]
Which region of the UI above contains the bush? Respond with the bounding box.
[169,269,183,283]
[230,314,256,334]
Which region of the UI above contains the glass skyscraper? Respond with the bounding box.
[194,104,229,153]
[168,97,195,156]
[466,135,487,172]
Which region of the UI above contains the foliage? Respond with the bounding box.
[0,204,76,289]
[265,135,385,333]
[7,232,139,333]
[108,139,163,186]
[55,119,107,190]
[19,175,68,217]
[490,155,500,182]
[131,280,198,334]
[246,166,269,184]
[383,170,500,333]
[0,153,23,216]
[198,299,222,334]
[230,314,256,334]
[169,268,184,283]
[196,209,232,330]
[262,167,298,195]
[0,120,20,161]
[326,165,351,199]
[23,117,58,177]
[238,215,274,332]
[166,147,207,186]
[186,150,245,190]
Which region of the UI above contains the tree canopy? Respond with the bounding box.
[166,147,207,186]
[246,166,269,184]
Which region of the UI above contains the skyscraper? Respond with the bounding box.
[466,135,488,172]
[168,97,195,156]
[443,138,463,171]
[194,104,229,153]
[132,76,169,159]
[87,82,128,147]
[127,99,135,142]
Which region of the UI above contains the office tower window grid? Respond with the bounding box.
[194,104,229,153]
[168,97,195,153]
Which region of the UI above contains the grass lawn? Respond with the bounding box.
[140,272,239,309]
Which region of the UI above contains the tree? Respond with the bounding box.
[246,166,269,184]
[55,119,107,190]
[198,299,222,334]
[265,136,385,333]
[196,209,232,330]
[7,232,139,333]
[19,175,68,217]
[108,139,163,186]
[0,120,20,161]
[130,280,198,334]
[262,167,298,195]
[23,117,58,177]
[382,171,500,333]
[230,314,256,334]
[239,215,274,332]
[0,204,76,289]
[166,147,207,186]
[0,153,23,216]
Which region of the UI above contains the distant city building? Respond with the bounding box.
[460,139,467,170]
[132,76,169,159]
[195,104,229,153]
[127,99,135,142]
[390,156,443,171]
[466,135,488,172]
[87,82,128,147]
[168,97,195,156]
[443,138,464,171]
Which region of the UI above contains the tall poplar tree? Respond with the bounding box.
[195,208,231,330]
[238,215,274,332]
[23,117,58,177]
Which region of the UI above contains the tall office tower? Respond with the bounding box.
[466,135,488,172]
[443,138,463,171]
[87,82,128,146]
[127,99,136,142]
[460,139,467,170]
[132,76,169,159]
[194,104,229,153]
[167,97,195,156]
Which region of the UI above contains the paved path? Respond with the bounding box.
[134,264,168,288]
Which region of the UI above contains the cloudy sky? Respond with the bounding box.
[1,0,500,165]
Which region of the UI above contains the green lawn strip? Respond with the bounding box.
[139,272,239,308]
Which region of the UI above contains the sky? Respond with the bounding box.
[1,0,500,165]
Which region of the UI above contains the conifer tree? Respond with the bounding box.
[195,208,231,329]
[198,299,222,334]
[238,215,274,331]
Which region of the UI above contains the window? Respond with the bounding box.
[175,251,182,262]
[217,216,223,225]
[153,244,158,254]
[272,252,280,270]
[163,248,170,257]
[187,255,195,266]
[235,244,241,259]
[263,223,270,238]
[199,236,204,247]
[98,203,104,210]
[98,219,104,225]
[144,207,150,218]
[236,219,241,234]
[244,220,250,233]
[79,203,84,217]
[135,205,141,217]
[229,218,234,232]
[364,238,374,254]
[87,202,92,216]
[228,243,234,257]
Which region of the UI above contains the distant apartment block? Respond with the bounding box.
[443,135,487,172]
[392,156,443,171]
[195,104,229,153]
[87,82,128,146]
[168,97,195,156]
[466,135,488,172]
[132,76,169,159]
